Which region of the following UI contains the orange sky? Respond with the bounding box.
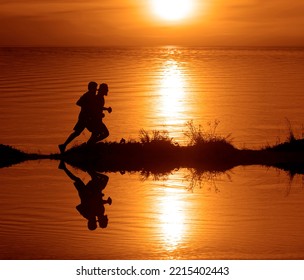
[1,0,304,46]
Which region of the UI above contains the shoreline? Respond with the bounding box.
[1,137,304,175]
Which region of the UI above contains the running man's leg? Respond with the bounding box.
[59,120,85,153]
[95,123,109,142]
[87,132,99,146]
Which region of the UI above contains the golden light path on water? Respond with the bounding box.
[159,188,186,251]
[154,171,192,254]
[158,59,188,136]
[154,59,191,253]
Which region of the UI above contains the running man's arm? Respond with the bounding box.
[102,107,112,113]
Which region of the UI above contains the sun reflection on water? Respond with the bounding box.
[158,185,188,252]
[158,59,188,128]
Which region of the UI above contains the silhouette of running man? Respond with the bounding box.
[58,81,98,153]
[58,161,112,231]
[87,83,112,145]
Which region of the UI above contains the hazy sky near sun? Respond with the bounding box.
[1,0,304,46]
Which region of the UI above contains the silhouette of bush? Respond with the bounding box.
[184,120,231,146]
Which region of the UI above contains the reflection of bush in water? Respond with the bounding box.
[139,169,171,181]
[139,166,232,193]
[185,168,232,193]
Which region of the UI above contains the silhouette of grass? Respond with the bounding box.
[0,144,56,168]
[139,129,175,145]
[2,121,304,175]
[0,144,27,168]
[184,120,231,146]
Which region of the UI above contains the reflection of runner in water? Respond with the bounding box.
[58,161,112,231]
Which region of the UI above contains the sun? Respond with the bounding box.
[151,0,195,21]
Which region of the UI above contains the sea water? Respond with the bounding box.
[1,46,304,259]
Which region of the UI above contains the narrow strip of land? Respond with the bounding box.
[1,136,304,175]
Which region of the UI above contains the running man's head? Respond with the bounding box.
[88,81,98,93]
[98,83,109,96]
[98,215,109,228]
[88,218,97,231]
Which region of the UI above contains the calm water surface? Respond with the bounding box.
[1,47,304,152]
[0,162,304,260]
[1,47,304,259]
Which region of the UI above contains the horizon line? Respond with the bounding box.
[1,44,304,49]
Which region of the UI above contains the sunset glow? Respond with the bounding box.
[150,0,195,21]
[2,0,304,268]
[1,1,304,46]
